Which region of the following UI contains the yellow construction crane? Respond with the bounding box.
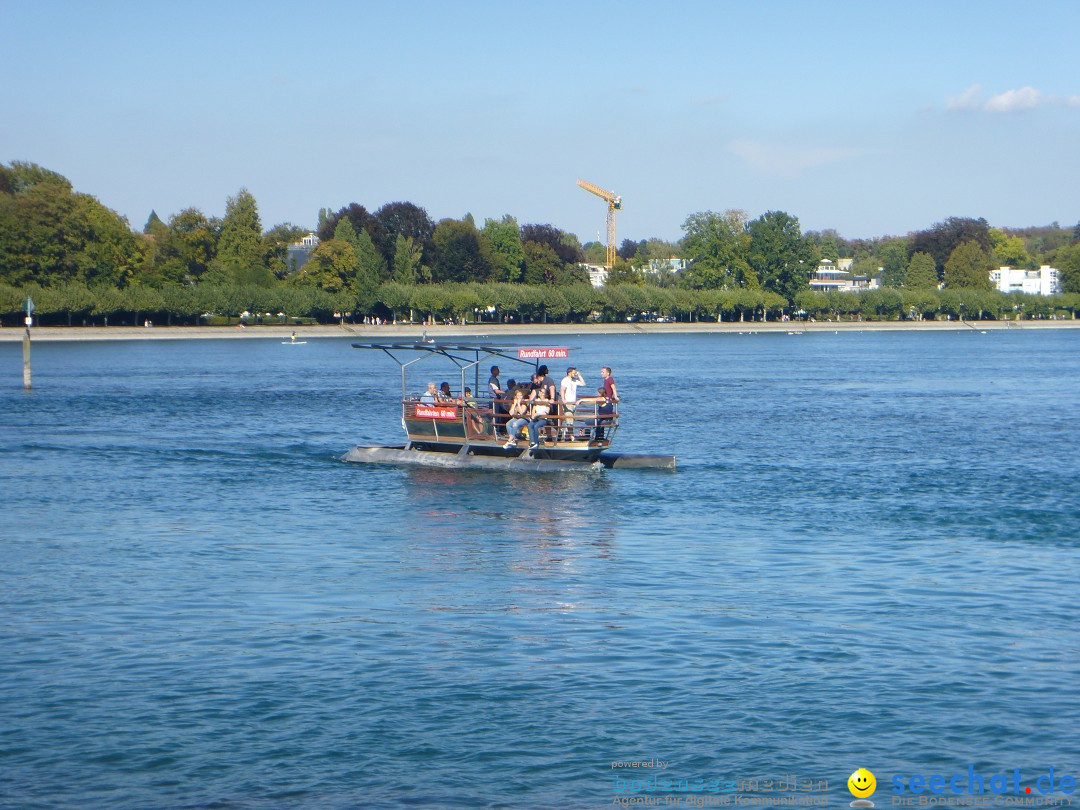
[576,179,621,268]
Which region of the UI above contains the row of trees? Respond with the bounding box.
[4,280,1077,327]
[3,160,1079,317]
[656,210,1080,296]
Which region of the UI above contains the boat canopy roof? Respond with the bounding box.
[352,341,514,354]
[351,341,578,369]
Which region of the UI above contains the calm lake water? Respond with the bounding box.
[1,330,1078,809]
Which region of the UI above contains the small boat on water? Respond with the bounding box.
[341,341,675,472]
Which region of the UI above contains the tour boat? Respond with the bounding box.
[341,341,674,471]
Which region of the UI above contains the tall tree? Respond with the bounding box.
[375,201,435,268]
[746,210,813,300]
[617,238,644,261]
[3,161,72,194]
[520,223,583,265]
[0,171,143,287]
[805,229,843,261]
[943,240,993,289]
[877,237,910,287]
[291,239,357,293]
[910,217,991,273]
[581,241,606,265]
[392,233,424,284]
[217,188,262,268]
[157,208,218,284]
[263,222,307,279]
[679,210,755,289]
[208,188,267,286]
[989,228,1031,268]
[522,241,563,285]
[334,218,386,303]
[143,210,167,237]
[318,202,384,250]
[481,215,525,282]
[432,218,490,283]
[1055,242,1080,293]
[904,251,939,289]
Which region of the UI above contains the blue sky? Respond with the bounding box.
[3,1,1078,243]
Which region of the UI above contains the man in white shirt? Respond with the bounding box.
[558,367,586,440]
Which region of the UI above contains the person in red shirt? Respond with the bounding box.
[600,366,619,402]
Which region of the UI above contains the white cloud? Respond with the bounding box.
[728,139,866,177]
[946,84,1078,113]
[946,84,984,111]
[985,86,1042,112]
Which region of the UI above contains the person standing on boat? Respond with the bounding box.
[487,366,504,400]
[488,366,506,436]
[559,367,586,441]
[600,366,619,403]
[536,365,557,402]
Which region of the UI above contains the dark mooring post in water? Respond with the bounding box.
[23,296,34,390]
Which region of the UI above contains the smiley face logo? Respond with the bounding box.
[848,768,877,798]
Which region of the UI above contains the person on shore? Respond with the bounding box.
[503,388,530,449]
[558,366,586,440]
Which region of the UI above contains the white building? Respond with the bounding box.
[581,263,608,288]
[990,265,1060,296]
[646,257,687,274]
[808,258,880,293]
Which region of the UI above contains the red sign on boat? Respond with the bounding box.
[517,347,569,360]
[415,405,458,420]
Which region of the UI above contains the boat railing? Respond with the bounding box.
[402,395,619,444]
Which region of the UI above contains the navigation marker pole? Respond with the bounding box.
[23,297,33,390]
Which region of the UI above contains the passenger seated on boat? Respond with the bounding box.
[437,382,457,403]
[526,379,552,450]
[419,382,438,404]
[463,387,485,436]
[503,388,530,449]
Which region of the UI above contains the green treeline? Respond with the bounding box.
[2,160,1080,325]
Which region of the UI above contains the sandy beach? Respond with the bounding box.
[1,318,1077,342]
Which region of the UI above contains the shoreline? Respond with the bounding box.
[0,319,1077,342]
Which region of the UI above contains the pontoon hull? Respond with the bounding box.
[340,445,676,471]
